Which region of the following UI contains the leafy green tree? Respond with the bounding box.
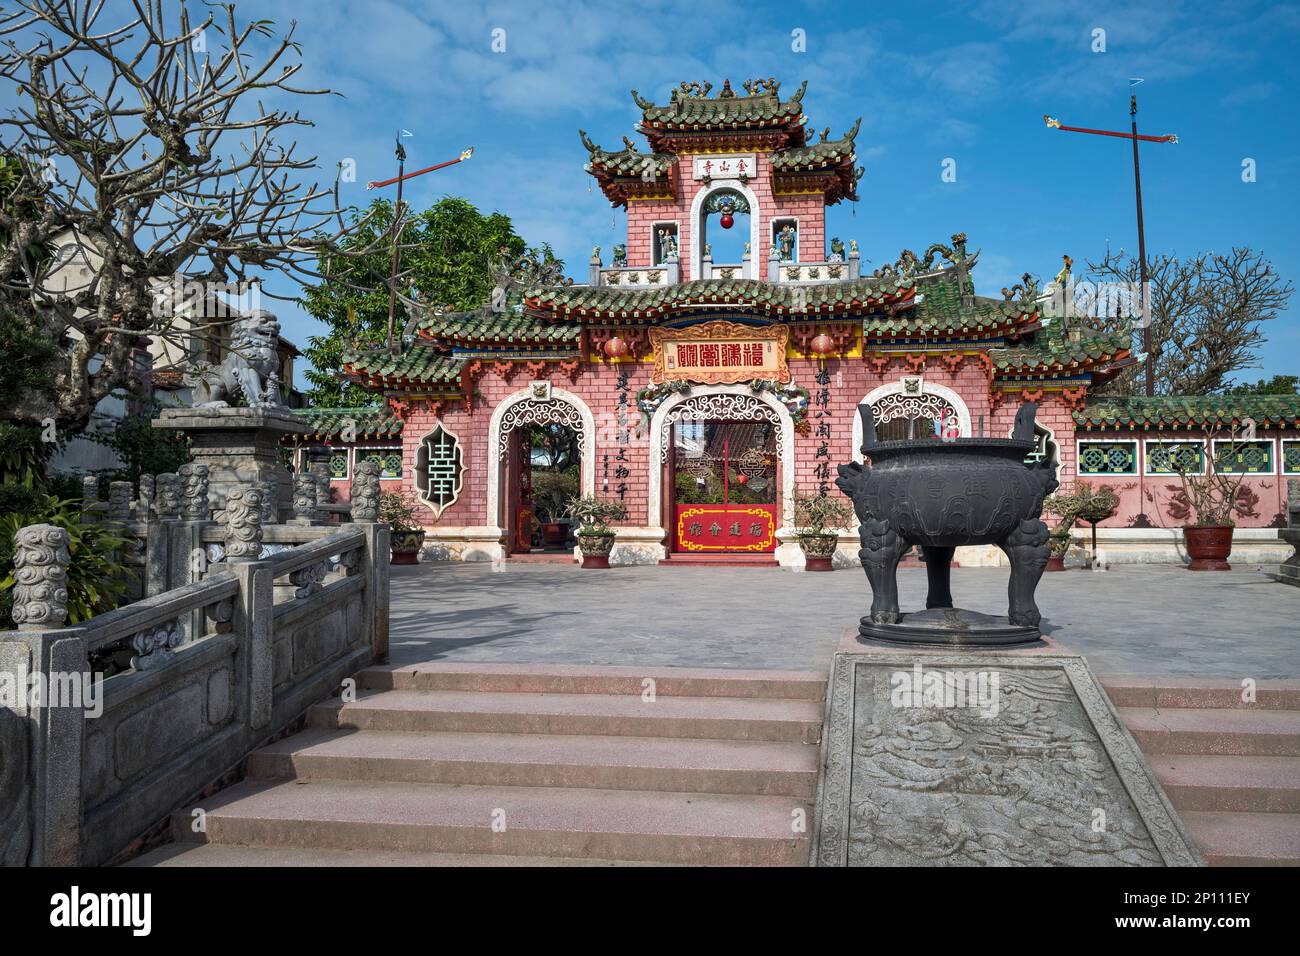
[301,197,534,406]
[1224,374,1299,395]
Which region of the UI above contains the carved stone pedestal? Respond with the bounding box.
[1275,528,1300,586]
[154,407,309,517]
[812,633,1203,867]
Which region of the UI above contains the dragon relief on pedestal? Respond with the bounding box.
[185,310,285,408]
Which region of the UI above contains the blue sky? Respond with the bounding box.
[29,1,1300,385]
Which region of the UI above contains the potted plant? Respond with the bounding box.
[792,490,854,571]
[1170,431,1254,570]
[379,490,425,565]
[1043,481,1118,570]
[565,494,627,568]
[531,469,579,547]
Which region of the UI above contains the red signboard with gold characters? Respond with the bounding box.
[650,320,789,385]
[675,505,778,552]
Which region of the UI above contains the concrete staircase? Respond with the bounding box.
[1101,676,1300,866]
[147,664,826,866]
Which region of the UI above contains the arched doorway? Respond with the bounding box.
[689,181,761,280]
[487,385,595,556]
[647,387,794,556]
[853,379,973,460]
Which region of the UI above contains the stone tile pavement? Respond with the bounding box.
[389,561,1300,678]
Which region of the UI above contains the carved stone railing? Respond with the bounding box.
[0,477,390,867]
[771,251,861,284]
[596,262,678,287]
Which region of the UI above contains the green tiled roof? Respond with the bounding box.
[989,329,1132,374]
[867,274,1036,337]
[526,275,915,321]
[635,80,807,133]
[417,308,582,347]
[298,406,402,439]
[1075,394,1300,430]
[341,344,465,387]
[579,131,675,178]
[770,119,860,172]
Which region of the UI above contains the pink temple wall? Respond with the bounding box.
[318,360,1296,533]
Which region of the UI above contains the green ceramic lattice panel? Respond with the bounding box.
[361,448,403,479]
[328,450,349,480]
[1144,441,1205,475]
[1212,440,1273,475]
[1077,441,1137,476]
[1282,440,1300,476]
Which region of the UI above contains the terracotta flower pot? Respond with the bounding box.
[578,531,615,568]
[798,532,838,572]
[1045,556,1066,572]
[542,522,567,546]
[390,528,425,565]
[1184,525,1233,571]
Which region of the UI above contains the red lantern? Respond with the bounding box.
[603,335,628,358]
[734,473,749,485]
[720,212,734,229]
[810,333,835,357]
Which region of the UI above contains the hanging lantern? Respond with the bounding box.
[719,200,734,230]
[734,472,749,485]
[810,333,835,357]
[603,335,629,358]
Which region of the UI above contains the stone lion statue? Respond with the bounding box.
[185,310,285,408]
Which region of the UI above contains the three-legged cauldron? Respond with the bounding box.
[835,402,1059,647]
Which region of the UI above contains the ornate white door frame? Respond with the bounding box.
[486,386,596,536]
[647,385,795,534]
[689,180,761,280]
[852,379,972,462]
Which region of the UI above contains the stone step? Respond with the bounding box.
[1180,811,1300,866]
[1147,755,1300,813]
[357,663,827,701]
[1100,676,1300,711]
[1117,706,1300,756]
[171,778,811,865]
[125,843,668,867]
[247,727,819,797]
[309,690,824,743]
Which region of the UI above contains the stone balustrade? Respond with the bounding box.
[0,469,391,866]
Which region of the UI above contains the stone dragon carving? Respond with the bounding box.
[185,310,285,408]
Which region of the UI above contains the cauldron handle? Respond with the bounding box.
[857,403,878,453]
[1012,402,1039,443]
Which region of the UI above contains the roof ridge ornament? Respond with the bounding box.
[630,89,654,110]
[678,80,713,98]
[742,77,781,97]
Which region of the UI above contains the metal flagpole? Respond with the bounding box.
[1044,80,1177,395]
[365,134,474,354]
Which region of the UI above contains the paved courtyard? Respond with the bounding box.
[389,560,1300,678]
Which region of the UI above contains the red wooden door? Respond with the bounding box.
[672,420,778,553]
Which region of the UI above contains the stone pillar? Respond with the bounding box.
[311,463,331,524]
[768,249,780,282]
[848,246,861,280]
[179,463,210,521]
[589,250,602,286]
[137,474,155,520]
[223,486,264,562]
[153,406,309,519]
[351,460,381,522]
[291,473,317,525]
[10,525,70,630]
[106,481,132,523]
[252,481,278,525]
[80,476,100,523]
[155,473,181,519]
